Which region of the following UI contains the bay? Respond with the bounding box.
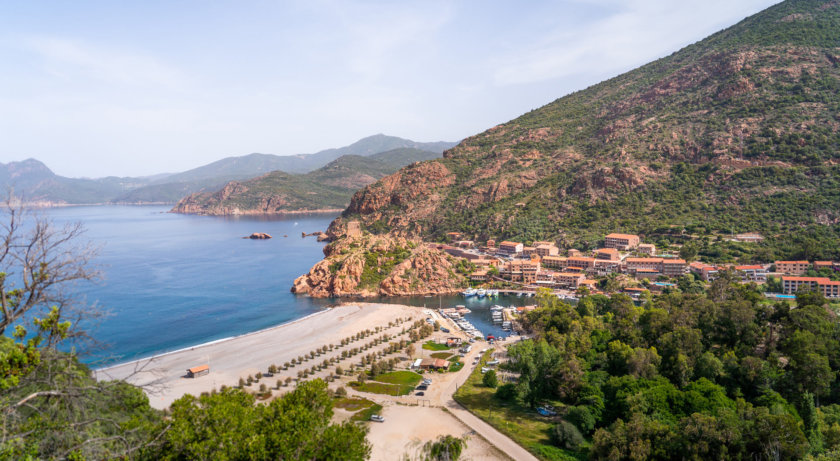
[43,206,339,366]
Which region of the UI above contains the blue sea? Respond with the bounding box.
[43,206,339,366]
[39,206,534,366]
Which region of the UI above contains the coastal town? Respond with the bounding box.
[433,232,840,300]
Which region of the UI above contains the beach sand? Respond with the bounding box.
[95,303,423,410]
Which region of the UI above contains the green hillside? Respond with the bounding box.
[332,0,840,262]
[171,148,441,214]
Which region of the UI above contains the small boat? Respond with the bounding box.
[516,292,524,298]
[462,288,477,297]
[476,289,487,298]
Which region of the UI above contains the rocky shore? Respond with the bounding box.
[291,232,467,298]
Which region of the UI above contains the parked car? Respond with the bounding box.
[416,391,425,396]
[370,414,385,422]
[440,327,450,333]
[481,367,489,374]
[536,407,557,417]
[487,360,500,366]
[416,384,428,390]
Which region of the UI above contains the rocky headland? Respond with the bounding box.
[291,231,468,298]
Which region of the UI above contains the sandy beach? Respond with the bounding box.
[96,302,423,409]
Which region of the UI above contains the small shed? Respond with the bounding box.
[419,358,450,370]
[187,364,210,378]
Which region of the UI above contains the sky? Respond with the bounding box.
[0,0,781,178]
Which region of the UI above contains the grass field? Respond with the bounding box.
[349,371,422,396]
[453,350,585,461]
[375,371,423,386]
[422,341,451,351]
[333,397,384,422]
[431,352,454,360]
[448,361,464,372]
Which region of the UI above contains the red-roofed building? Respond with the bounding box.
[604,233,640,250]
[498,241,524,257]
[595,248,620,261]
[776,260,810,275]
[734,265,767,282]
[782,276,840,298]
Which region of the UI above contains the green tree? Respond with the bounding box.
[482,369,498,388]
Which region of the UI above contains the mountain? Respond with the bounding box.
[170,148,442,215]
[0,159,151,204]
[2,135,456,205]
[113,135,456,203]
[325,0,840,263]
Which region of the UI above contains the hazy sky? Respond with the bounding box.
[1,0,780,178]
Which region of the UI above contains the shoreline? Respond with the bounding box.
[96,302,426,409]
[95,307,333,372]
[169,208,345,216]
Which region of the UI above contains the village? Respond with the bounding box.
[432,232,840,300]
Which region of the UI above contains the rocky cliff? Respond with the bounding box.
[291,233,468,298]
[326,0,840,262]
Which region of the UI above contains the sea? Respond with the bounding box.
[38,206,533,366]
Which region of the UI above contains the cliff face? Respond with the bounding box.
[291,233,467,298]
[326,0,840,260]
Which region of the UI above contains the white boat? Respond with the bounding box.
[462,288,477,297]
[476,289,487,298]
[516,292,524,298]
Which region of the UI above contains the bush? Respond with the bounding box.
[482,369,498,388]
[550,420,584,451]
[566,406,596,434]
[495,383,517,401]
[335,387,348,398]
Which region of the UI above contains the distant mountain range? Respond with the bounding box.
[171,148,442,215]
[0,135,457,205]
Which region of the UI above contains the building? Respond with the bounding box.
[661,259,688,277]
[567,256,596,272]
[690,261,719,282]
[522,246,538,257]
[446,232,462,241]
[604,233,641,250]
[595,248,620,261]
[625,257,662,273]
[498,241,524,257]
[541,256,568,269]
[187,365,210,378]
[470,270,489,282]
[419,358,450,370]
[638,243,656,255]
[782,277,840,298]
[567,249,582,258]
[500,259,541,283]
[734,265,767,283]
[486,239,496,248]
[535,244,560,257]
[775,260,810,275]
[556,272,586,288]
[594,259,622,275]
[814,261,836,271]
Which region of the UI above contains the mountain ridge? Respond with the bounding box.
[324,0,840,263]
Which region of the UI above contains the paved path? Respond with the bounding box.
[439,343,539,461]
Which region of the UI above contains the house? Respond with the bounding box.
[446,232,463,241]
[567,249,582,258]
[782,276,840,298]
[625,257,663,273]
[187,365,210,378]
[775,260,810,275]
[486,239,496,248]
[498,241,524,257]
[522,246,538,257]
[500,259,541,283]
[455,240,474,248]
[734,265,767,282]
[638,243,656,255]
[419,358,450,370]
[595,248,620,261]
[690,261,719,282]
[535,244,559,257]
[604,233,641,250]
[633,268,662,280]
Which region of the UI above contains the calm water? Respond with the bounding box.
[44,206,339,365]
[39,206,533,366]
